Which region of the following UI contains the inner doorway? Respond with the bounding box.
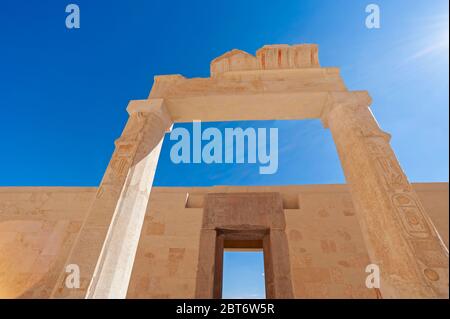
[222,249,266,299]
[195,192,294,299]
[212,229,272,299]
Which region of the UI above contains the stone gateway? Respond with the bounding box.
[0,44,448,299]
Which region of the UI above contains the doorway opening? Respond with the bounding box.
[212,228,273,299]
[222,249,266,299]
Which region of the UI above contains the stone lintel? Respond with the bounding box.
[152,67,341,87]
[149,67,347,101]
[219,67,341,78]
[129,91,366,123]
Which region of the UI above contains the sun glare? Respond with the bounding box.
[404,14,449,64]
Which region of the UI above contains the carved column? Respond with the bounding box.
[51,99,172,298]
[322,92,449,298]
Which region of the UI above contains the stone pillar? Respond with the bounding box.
[51,99,172,298]
[322,92,449,298]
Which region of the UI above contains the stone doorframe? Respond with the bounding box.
[212,228,270,299]
[195,193,294,299]
[49,45,448,299]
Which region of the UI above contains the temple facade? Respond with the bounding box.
[0,44,448,299]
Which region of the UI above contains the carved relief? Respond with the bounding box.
[256,44,319,70]
[366,139,410,191]
[102,115,147,184]
[120,112,146,142]
[366,138,434,239]
[410,239,448,268]
[423,268,440,281]
[109,140,139,180]
[109,156,130,179]
[361,128,447,290]
[115,143,136,157]
[392,194,431,239]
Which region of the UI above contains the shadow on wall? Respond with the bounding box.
[0,220,80,298]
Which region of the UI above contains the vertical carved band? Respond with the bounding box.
[324,99,448,298]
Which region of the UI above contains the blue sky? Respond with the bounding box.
[0,0,448,298]
[0,0,448,186]
[222,251,266,299]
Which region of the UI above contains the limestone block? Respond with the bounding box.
[210,49,257,77]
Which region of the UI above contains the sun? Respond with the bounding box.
[404,13,449,63]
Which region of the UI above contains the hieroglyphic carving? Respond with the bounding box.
[410,239,448,268]
[119,111,147,143]
[392,193,431,239]
[109,156,130,179]
[330,102,449,296]
[101,112,148,186]
[363,131,448,292]
[96,106,170,197]
[365,138,434,238]
[102,145,134,185]
[322,79,446,297]
[365,138,409,191]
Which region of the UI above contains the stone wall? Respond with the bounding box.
[128,183,449,299]
[126,189,203,298]
[283,185,376,298]
[0,183,447,298]
[0,187,96,298]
